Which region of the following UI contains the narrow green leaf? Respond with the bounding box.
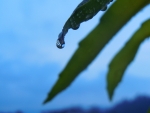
[107,19,150,100]
[43,0,149,104]
[147,108,150,113]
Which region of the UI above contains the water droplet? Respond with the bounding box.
[72,23,80,30]
[78,16,81,18]
[85,14,93,20]
[56,32,65,49]
[56,39,65,49]
[70,18,73,22]
[89,9,93,13]
[83,7,86,10]
[92,8,95,14]
[71,21,75,28]
[99,2,102,5]
[107,0,113,4]
[101,6,107,11]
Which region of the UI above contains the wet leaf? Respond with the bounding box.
[56,0,113,49]
[107,19,150,100]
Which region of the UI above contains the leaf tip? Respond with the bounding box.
[42,98,49,105]
[107,85,114,101]
[43,95,53,105]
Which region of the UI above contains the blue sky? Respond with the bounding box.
[0,0,150,113]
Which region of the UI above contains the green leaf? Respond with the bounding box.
[107,19,150,100]
[43,0,149,104]
[147,108,150,113]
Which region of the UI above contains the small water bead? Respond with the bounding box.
[107,0,113,4]
[83,7,87,10]
[101,6,107,11]
[71,21,75,26]
[56,32,65,49]
[72,22,80,30]
[85,14,93,20]
[99,0,105,5]
[76,24,80,28]
[89,9,93,13]
[99,2,102,5]
[77,13,80,16]
[93,7,95,11]
[70,18,73,22]
[56,39,65,49]
[101,0,105,4]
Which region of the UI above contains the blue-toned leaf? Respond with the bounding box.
[56,0,113,49]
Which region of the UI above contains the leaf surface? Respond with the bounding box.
[107,19,150,100]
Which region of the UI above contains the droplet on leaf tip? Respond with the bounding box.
[56,39,65,49]
[56,32,65,49]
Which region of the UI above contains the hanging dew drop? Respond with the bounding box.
[56,39,65,49]
[56,32,65,49]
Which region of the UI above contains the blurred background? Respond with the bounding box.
[0,0,150,113]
